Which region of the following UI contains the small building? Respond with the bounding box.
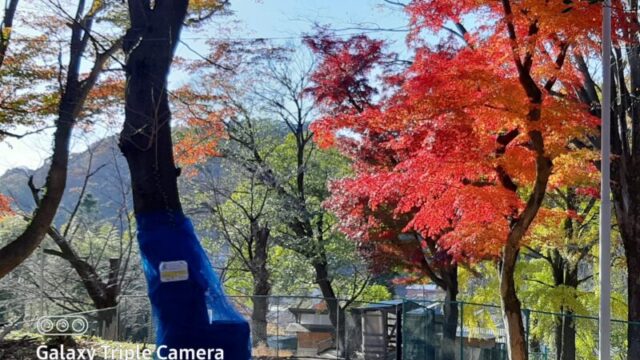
[349,300,422,360]
[287,301,335,357]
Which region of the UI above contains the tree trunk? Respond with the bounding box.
[441,266,458,360]
[555,311,576,360]
[119,0,187,214]
[498,2,552,357]
[46,228,110,307]
[611,162,640,358]
[550,255,578,360]
[501,154,551,360]
[47,229,121,338]
[613,137,640,357]
[581,42,640,360]
[101,258,121,340]
[251,222,271,346]
[501,244,528,360]
[624,232,640,358]
[99,306,119,340]
[498,127,551,360]
[314,258,350,357]
[0,0,19,68]
[251,291,269,346]
[0,74,75,278]
[608,22,640,360]
[314,261,339,328]
[120,3,257,356]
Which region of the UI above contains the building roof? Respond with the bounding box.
[351,299,422,313]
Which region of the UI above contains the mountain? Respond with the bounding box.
[0,136,132,225]
[0,134,228,226]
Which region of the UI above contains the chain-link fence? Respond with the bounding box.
[117,295,402,359]
[1,295,638,359]
[402,300,639,360]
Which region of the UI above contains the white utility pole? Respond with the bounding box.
[599,1,612,359]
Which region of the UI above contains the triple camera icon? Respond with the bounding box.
[37,315,89,336]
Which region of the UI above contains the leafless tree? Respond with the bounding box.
[200,170,272,346]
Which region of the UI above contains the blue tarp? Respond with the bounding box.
[137,211,251,359]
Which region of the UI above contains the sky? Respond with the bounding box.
[0,0,408,176]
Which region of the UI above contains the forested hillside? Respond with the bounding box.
[0,137,129,223]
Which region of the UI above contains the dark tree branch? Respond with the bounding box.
[0,0,19,68]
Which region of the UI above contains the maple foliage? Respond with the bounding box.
[310,1,600,264]
[172,86,228,169]
[305,33,386,114]
[0,194,12,218]
[0,7,129,141]
[172,39,287,169]
[0,37,58,139]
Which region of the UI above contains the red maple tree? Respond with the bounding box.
[308,1,601,358]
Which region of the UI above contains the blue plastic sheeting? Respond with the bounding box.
[137,211,251,359]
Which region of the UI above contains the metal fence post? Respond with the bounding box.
[544,345,548,360]
[524,309,531,355]
[423,299,427,360]
[337,300,341,358]
[116,299,121,341]
[148,297,154,344]
[276,296,280,358]
[400,299,404,360]
[460,302,464,360]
